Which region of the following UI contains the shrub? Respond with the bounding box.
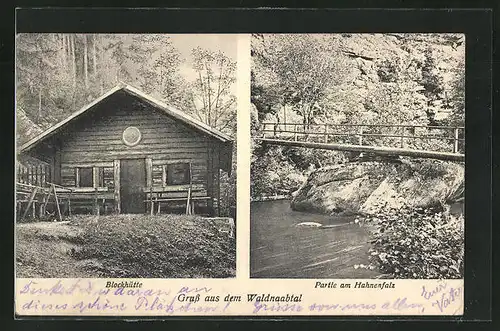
[365,205,464,279]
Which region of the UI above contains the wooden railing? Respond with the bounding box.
[260,122,465,154]
[17,163,51,187]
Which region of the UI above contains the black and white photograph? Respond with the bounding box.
[15,34,237,278]
[250,33,465,279]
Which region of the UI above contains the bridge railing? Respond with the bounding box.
[259,122,465,154]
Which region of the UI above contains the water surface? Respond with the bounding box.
[250,200,381,278]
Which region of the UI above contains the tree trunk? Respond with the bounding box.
[61,34,66,68]
[71,35,76,88]
[84,34,88,88]
[38,87,42,120]
[205,64,212,126]
[92,34,97,75]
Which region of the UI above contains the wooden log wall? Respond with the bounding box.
[56,94,221,199]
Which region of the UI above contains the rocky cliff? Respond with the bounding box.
[291,158,464,216]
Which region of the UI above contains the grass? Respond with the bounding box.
[16,214,236,278]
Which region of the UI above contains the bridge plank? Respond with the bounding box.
[258,138,465,162]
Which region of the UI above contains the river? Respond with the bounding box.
[250,200,382,278]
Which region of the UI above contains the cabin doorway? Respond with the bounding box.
[120,158,146,213]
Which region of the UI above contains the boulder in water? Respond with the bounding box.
[295,222,323,228]
[291,159,464,216]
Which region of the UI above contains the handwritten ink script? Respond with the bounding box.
[15,279,464,316]
[421,281,464,314]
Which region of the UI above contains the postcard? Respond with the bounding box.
[15,29,468,317]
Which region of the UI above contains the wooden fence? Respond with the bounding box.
[17,163,51,187]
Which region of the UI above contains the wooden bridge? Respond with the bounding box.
[257,122,465,162]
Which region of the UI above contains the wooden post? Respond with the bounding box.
[324,124,328,143]
[186,187,192,215]
[75,168,80,187]
[41,165,45,187]
[146,158,153,214]
[38,188,46,218]
[22,187,39,220]
[93,166,98,188]
[150,187,154,216]
[45,165,50,186]
[186,162,193,215]
[294,124,298,141]
[34,165,39,186]
[42,185,53,212]
[216,155,221,217]
[113,160,120,214]
[358,127,364,145]
[38,165,42,186]
[34,166,38,186]
[207,143,214,215]
[453,127,460,153]
[146,158,152,188]
[94,187,99,216]
[68,188,72,216]
[52,184,62,221]
[162,165,167,187]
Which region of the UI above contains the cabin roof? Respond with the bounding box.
[19,83,233,153]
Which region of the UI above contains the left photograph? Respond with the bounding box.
[15,34,237,278]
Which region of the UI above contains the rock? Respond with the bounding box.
[202,217,235,238]
[295,222,322,228]
[291,159,464,216]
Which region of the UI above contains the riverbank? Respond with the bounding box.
[291,158,464,216]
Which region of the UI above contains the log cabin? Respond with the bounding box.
[18,83,234,216]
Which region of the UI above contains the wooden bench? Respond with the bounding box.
[16,183,48,219]
[144,184,211,215]
[55,186,114,215]
[16,182,70,220]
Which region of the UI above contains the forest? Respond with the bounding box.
[250,33,465,199]
[16,34,237,144]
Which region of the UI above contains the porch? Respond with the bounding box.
[16,162,217,220]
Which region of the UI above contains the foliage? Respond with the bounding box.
[365,206,464,279]
[16,34,237,142]
[250,144,307,199]
[252,34,351,126]
[250,34,465,199]
[188,47,237,135]
[281,147,349,170]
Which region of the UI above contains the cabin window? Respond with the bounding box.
[74,166,111,188]
[166,163,191,185]
[122,126,142,146]
[77,167,93,187]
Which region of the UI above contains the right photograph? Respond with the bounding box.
[250,33,465,279]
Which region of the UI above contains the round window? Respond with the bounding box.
[122,126,142,146]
